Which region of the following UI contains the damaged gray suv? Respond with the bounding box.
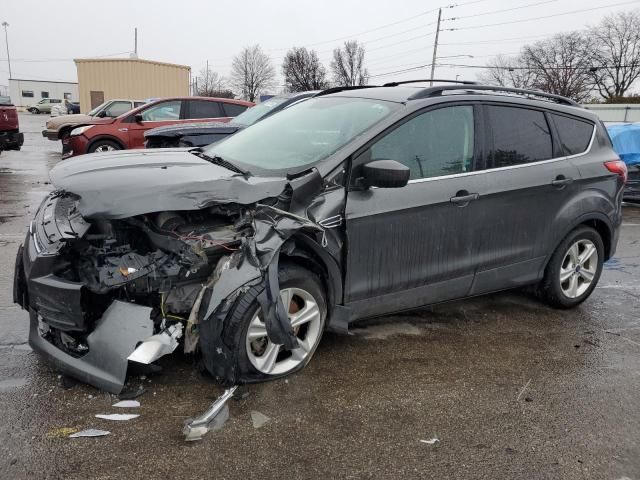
[14,81,625,394]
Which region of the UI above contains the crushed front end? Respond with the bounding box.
[14,191,247,393]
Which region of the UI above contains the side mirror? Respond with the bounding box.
[96,111,107,118]
[361,160,410,189]
[134,113,144,123]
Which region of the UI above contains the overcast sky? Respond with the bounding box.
[1,0,638,93]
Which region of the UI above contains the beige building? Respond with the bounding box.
[74,58,191,111]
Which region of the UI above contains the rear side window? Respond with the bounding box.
[188,100,223,119]
[551,114,594,156]
[223,103,248,117]
[486,106,552,168]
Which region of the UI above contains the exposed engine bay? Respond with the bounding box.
[43,202,244,355]
[15,158,345,396]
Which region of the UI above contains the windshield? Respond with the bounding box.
[205,97,398,172]
[231,96,289,127]
[87,101,109,116]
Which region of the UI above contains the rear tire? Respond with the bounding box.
[538,226,604,309]
[221,263,327,383]
[88,139,122,153]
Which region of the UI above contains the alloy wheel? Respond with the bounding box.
[245,287,322,375]
[559,239,598,298]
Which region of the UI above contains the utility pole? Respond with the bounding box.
[134,27,138,57]
[429,9,442,86]
[2,22,11,80]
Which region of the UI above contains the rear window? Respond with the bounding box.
[188,100,224,119]
[223,103,249,117]
[486,105,552,168]
[552,114,594,156]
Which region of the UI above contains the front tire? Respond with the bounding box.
[223,263,327,382]
[88,139,122,153]
[538,226,604,308]
[30,108,40,114]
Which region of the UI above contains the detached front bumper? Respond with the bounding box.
[0,130,24,151]
[13,195,155,393]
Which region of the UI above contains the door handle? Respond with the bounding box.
[450,191,479,205]
[551,175,574,187]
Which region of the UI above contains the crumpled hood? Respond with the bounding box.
[49,149,288,219]
[145,121,240,138]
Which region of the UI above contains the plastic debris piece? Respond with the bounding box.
[95,413,139,421]
[251,411,271,429]
[69,429,111,438]
[127,324,183,364]
[183,386,237,441]
[112,400,140,408]
[420,438,440,445]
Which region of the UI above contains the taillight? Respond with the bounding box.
[604,160,628,184]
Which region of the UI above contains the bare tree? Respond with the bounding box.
[282,47,328,92]
[230,45,276,102]
[330,41,369,87]
[588,10,640,101]
[521,32,595,102]
[477,54,535,89]
[194,66,234,98]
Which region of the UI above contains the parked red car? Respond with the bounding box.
[0,100,24,154]
[63,97,253,158]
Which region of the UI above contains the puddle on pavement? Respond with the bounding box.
[0,377,29,392]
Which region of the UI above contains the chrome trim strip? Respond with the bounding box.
[406,125,596,185]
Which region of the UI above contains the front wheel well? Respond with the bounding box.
[279,235,342,312]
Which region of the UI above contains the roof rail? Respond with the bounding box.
[316,85,378,96]
[409,84,579,106]
[383,79,478,87]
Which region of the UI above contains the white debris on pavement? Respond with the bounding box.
[112,400,141,408]
[420,438,440,445]
[95,413,140,421]
[69,429,111,438]
[251,411,271,429]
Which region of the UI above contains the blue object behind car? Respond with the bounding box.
[607,123,640,202]
[145,91,320,148]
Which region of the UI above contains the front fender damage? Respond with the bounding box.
[192,205,323,385]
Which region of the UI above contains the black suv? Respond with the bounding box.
[14,81,624,393]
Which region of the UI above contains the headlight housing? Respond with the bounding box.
[70,125,93,137]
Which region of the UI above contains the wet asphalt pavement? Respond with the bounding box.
[0,113,639,480]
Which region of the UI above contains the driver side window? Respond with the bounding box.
[368,105,475,180]
[141,101,182,121]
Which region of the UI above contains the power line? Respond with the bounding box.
[440,33,559,46]
[0,51,132,63]
[436,62,634,70]
[444,0,559,21]
[451,1,640,30]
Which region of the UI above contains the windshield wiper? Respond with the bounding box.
[191,149,250,176]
